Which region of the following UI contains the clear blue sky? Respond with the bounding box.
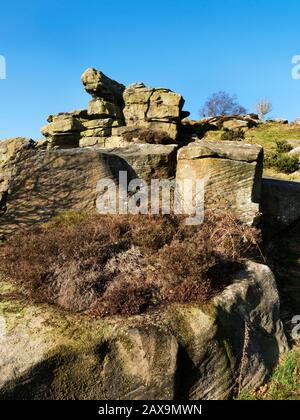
[1,0,300,139]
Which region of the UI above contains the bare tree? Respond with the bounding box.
[200,91,246,118]
[256,99,272,121]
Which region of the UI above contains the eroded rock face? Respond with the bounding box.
[41,107,125,150]
[214,261,289,393]
[0,261,288,400]
[103,144,178,182]
[123,83,184,139]
[0,143,178,235]
[0,148,133,236]
[0,138,33,215]
[176,140,264,225]
[41,69,127,150]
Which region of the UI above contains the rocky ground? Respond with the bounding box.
[0,262,288,400]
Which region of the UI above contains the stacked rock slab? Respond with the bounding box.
[176,140,263,225]
[123,82,185,140]
[41,111,86,149]
[40,68,188,148]
[41,69,126,149]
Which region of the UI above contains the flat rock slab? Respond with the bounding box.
[101,144,178,182]
[177,140,263,162]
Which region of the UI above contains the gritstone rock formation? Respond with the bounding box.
[0,68,281,234]
[0,69,295,402]
[41,68,187,150]
[176,140,263,225]
[0,261,288,400]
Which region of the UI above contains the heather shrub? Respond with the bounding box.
[265,152,298,174]
[275,140,293,154]
[122,128,174,145]
[0,212,261,317]
[264,140,298,174]
[221,128,245,141]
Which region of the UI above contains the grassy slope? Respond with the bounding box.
[205,122,300,181]
[245,122,300,181]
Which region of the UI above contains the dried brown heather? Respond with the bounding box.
[0,211,262,317]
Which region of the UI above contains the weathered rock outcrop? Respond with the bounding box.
[0,138,33,216]
[0,147,132,236]
[41,68,186,149]
[0,261,288,400]
[103,144,178,182]
[176,140,263,225]
[41,112,85,149]
[123,83,185,139]
[41,107,125,150]
[180,115,260,142]
[41,69,126,149]
[0,141,178,236]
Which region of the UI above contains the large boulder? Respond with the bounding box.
[0,148,133,236]
[0,280,178,400]
[288,147,300,161]
[0,144,178,235]
[102,144,178,182]
[222,119,249,131]
[176,140,263,225]
[81,68,125,106]
[123,83,184,139]
[87,98,123,120]
[0,261,288,400]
